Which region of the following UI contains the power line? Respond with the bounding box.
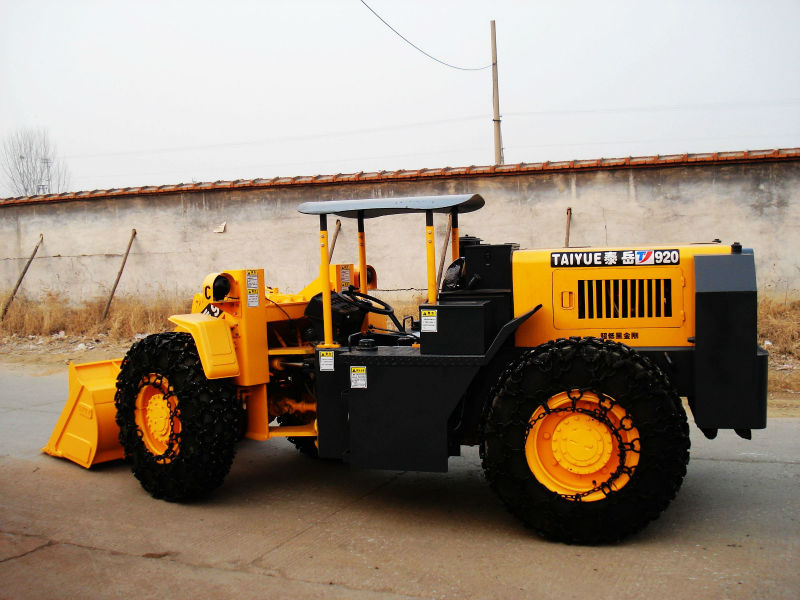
[72,142,490,182]
[67,130,797,190]
[505,98,800,118]
[63,114,487,160]
[65,97,798,161]
[506,132,800,152]
[358,0,491,71]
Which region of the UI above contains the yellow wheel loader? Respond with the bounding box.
[44,194,767,544]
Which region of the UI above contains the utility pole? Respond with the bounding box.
[42,158,52,194]
[491,20,504,165]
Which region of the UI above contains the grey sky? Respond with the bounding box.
[1,0,799,196]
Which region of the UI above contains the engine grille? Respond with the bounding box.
[577,278,673,320]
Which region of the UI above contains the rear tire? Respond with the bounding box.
[480,337,689,544]
[114,332,241,501]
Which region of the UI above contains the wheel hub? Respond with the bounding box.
[551,414,613,474]
[144,393,172,442]
[134,375,180,460]
[524,390,640,502]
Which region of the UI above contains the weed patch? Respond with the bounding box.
[0,292,189,340]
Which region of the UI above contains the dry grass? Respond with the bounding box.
[759,297,800,393]
[758,297,800,356]
[770,369,800,394]
[0,291,190,340]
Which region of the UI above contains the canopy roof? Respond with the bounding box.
[297,194,484,219]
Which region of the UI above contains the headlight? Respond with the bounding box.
[212,275,231,301]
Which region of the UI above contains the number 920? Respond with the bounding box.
[654,250,680,264]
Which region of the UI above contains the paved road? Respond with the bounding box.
[1,364,798,599]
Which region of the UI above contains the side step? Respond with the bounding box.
[267,423,317,438]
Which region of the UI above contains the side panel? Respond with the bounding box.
[513,245,730,348]
[315,349,351,460]
[346,363,477,471]
[419,301,491,355]
[315,347,480,471]
[693,253,767,429]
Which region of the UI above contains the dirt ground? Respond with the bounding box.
[0,334,134,375]
[1,333,798,418]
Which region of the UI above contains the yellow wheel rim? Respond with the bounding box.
[134,374,181,461]
[524,390,640,502]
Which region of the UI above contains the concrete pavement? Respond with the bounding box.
[1,364,798,599]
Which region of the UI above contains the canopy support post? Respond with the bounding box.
[318,214,338,348]
[450,207,460,260]
[425,210,437,304]
[357,211,367,294]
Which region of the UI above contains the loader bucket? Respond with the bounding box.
[42,359,125,468]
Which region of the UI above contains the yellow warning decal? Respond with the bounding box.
[420,309,437,333]
[319,350,334,372]
[350,366,367,389]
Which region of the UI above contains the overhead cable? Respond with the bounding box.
[358,0,491,71]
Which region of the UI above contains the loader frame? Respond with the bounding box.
[45,193,768,471]
[42,192,771,544]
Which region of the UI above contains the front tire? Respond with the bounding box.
[114,332,241,501]
[480,337,689,544]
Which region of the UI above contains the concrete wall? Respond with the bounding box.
[2,160,798,305]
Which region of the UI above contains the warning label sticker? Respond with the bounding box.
[421,309,437,333]
[247,288,259,307]
[319,350,335,372]
[340,266,351,286]
[350,366,367,389]
[246,270,259,288]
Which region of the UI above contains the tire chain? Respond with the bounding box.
[480,336,690,542]
[522,387,640,501]
[115,332,241,500]
[131,372,181,464]
[483,339,638,499]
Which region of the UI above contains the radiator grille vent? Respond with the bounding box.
[577,278,673,320]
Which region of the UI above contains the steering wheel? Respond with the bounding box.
[340,287,404,332]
